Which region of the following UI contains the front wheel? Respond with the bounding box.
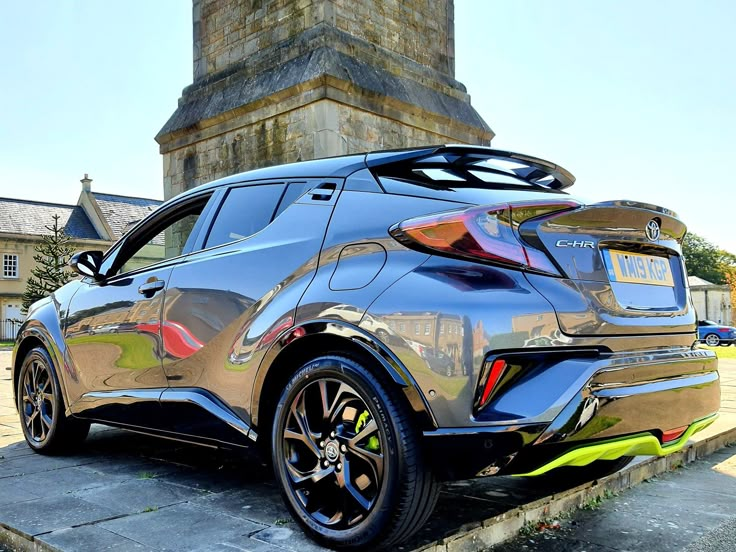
[704,333,720,346]
[272,355,439,550]
[17,347,90,454]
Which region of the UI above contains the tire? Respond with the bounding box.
[17,347,90,455]
[539,456,634,486]
[272,355,439,550]
[704,333,720,346]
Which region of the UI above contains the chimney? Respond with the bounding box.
[80,173,92,193]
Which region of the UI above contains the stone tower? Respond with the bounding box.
[156,0,493,199]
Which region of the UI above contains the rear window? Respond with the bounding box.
[376,176,567,205]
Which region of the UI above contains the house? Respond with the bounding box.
[0,175,161,338]
[688,275,733,325]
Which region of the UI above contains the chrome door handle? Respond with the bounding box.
[138,279,165,297]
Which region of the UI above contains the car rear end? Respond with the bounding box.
[361,146,720,479]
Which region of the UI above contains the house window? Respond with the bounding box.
[424,323,431,335]
[414,323,420,335]
[2,254,18,278]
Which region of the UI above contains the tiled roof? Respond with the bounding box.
[91,193,162,239]
[0,198,100,239]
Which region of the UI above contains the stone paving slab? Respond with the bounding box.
[493,447,736,552]
[1,353,735,552]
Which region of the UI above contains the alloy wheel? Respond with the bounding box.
[705,334,720,347]
[280,377,384,529]
[20,357,56,443]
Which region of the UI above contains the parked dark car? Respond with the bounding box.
[12,146,720,550]
[697,319,736,346]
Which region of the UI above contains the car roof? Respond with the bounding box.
[170,145,574,204]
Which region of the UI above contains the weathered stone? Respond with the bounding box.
[156,0,493,199]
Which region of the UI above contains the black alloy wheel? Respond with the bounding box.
[272,355,439,550]
[20,353,56,444]
[17,347,90,454]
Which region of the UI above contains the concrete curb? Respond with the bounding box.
[1,428,735,552]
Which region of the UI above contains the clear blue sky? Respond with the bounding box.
[1,1,734,253]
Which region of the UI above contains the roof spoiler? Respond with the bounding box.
[365,145,575,190]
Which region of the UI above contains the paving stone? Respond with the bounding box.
[38,525,158,552]
[251,526,329,552]
[11,466,120,497]
[195,487,291,526]
[0,495,119,536]
[0,477,42,506]
[99,502,266,552]
[73,478,207,516]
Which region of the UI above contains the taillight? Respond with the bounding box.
[390,201,578,275]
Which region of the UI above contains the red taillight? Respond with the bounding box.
[390,201,578,274]
[662,425,688,443]
[480,358,507,405]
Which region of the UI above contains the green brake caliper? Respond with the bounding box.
[355,410,380,452]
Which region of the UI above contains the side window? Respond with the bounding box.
[112,197,210,276]
[204,184,286,249]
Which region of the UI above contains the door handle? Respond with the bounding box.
[138,279,165,297]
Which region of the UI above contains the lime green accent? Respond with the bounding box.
[356,410,370,434]
[514,414,717,477]
[366,435,380,452]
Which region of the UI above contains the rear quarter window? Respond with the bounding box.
[205,184,286,248]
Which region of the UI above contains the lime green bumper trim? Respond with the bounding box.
[514,414,718,477]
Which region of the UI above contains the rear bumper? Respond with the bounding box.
[423,347,719,479]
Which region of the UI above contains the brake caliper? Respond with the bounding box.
[355,410,380,452]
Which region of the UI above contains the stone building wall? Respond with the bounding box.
[159,0,492,199]
[195,0,454,81]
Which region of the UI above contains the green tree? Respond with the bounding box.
[682,232,736,285]
[22,215,75,312]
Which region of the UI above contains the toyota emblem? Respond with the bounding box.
[645,219,660,241]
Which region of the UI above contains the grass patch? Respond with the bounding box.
[138,471,158,480]
[142,506,158,513]
[0,341,13,348]
[67,332,159,369]
[701,345,736,359]
[274,518,291,526]
[580,489,617,511]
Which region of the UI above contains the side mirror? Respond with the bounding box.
[69,251,104,279]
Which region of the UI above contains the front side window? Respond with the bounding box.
[205,184,287,249]
[2,254,18,278]
[110,197,210,276]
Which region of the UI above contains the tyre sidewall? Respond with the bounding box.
[271,356,404,549]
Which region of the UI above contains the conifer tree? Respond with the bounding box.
[22,215,74,312]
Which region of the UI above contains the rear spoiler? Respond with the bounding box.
[365,145,575,190]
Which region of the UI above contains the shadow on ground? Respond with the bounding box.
[0,425,572,551]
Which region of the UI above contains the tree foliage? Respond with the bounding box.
[682,232,736,285]
[22,215,75,312]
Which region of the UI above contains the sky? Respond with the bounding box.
[1,1,734,252]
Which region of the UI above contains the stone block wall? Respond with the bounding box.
[160,0,491,199]
[194,0,454,81]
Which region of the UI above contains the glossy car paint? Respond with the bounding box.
[12,145,720,480]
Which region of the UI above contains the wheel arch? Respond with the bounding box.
[251,319,437,444]
[13,319,70,416]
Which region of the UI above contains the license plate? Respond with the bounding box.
[606,249,674,287]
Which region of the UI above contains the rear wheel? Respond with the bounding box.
[704,333,720,346]
[17,347,90,454]
[272,355,439,550]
